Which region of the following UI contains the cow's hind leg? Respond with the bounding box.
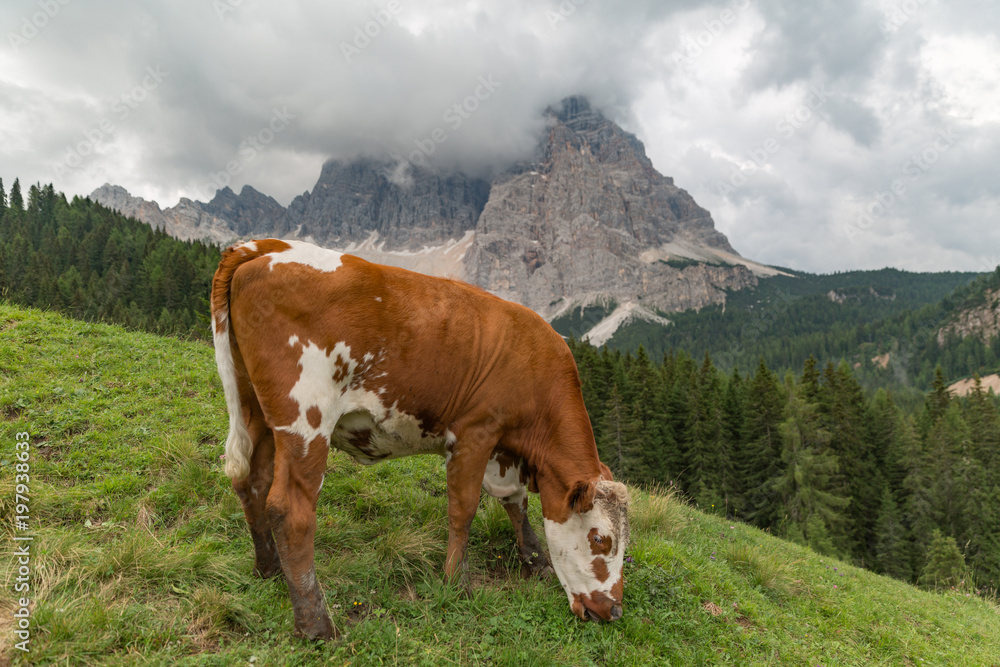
[267,433,336,640]
[482,453,553,578]
[232,413,281,579]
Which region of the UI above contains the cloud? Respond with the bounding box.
[1,0,997,273]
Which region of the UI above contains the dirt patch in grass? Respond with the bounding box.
[703,601,724,616]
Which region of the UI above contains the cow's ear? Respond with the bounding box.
[568,480,597,514]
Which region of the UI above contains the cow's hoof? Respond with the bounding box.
[293,615,338,641]
[253,561,282,579]
[522,562,555,579]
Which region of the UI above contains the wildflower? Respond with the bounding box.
[833,585,838,589]
[219,454,226,460]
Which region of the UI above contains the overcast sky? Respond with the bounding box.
[2,0,997,274]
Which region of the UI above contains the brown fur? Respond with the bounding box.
[212,240,614,639]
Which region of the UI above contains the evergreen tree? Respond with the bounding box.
[772,376,849,557]
[735,358,785,528]
[718,367,745,516]
[597,384,644,482]
[9,178,23,212]
[918,529,968,590]
[964,485,1000,590]
[874,486,913,582]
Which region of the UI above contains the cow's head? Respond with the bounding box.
[544,479,630,622]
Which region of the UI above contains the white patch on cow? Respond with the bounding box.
[267,240,344,273]
[375,296,382,302]
[482,454,526,505]
[363,352,374,363]
[276,338,449,464]
[543,483,629,613]
[288,334,299,347]
[241,241,258,252]
[318,474,325,495]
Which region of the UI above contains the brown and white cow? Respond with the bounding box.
[210,239,629,639]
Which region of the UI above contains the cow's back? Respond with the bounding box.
[227,250,578,463]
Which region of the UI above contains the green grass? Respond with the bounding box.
[3,302,1000,665]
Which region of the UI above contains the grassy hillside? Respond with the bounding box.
[2,303,1000,666]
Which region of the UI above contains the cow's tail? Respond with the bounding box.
[211,241,275,481]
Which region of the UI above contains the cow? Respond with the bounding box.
[210,239,630,639]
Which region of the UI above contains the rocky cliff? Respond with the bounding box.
[90,183,283,245]
[937,288,1000,346]
[278,159,491,251]
[91,95,778,328]
[467,96,763,317]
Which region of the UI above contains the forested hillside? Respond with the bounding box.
[0,178,219,338]
[562,267,995,397]
[569,338,1000,594]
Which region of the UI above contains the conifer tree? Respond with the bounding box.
[598,384,643,482]
[772,376,849,557]
[9,178,23,212]
[736,358,785,529]
[874,486,913,582]
[918,529,968,590]
[964,485,1000,590]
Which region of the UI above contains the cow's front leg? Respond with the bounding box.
[443,433,495,580]
[501,494,554,578]
[267,433,336,640]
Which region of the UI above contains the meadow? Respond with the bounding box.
[2,302,999,666]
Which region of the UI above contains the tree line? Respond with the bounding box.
[0,178,220,338]
[569,338,1000,594]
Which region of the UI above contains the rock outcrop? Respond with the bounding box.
[279,158,491,251]
[467,96,757,317]
[937,288,1000,346]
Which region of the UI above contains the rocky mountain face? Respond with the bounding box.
[90,183,283,245]
[937,288,1000,346]
[91,95,771,327]
[278,159,491,251]
[467,96,757,317]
